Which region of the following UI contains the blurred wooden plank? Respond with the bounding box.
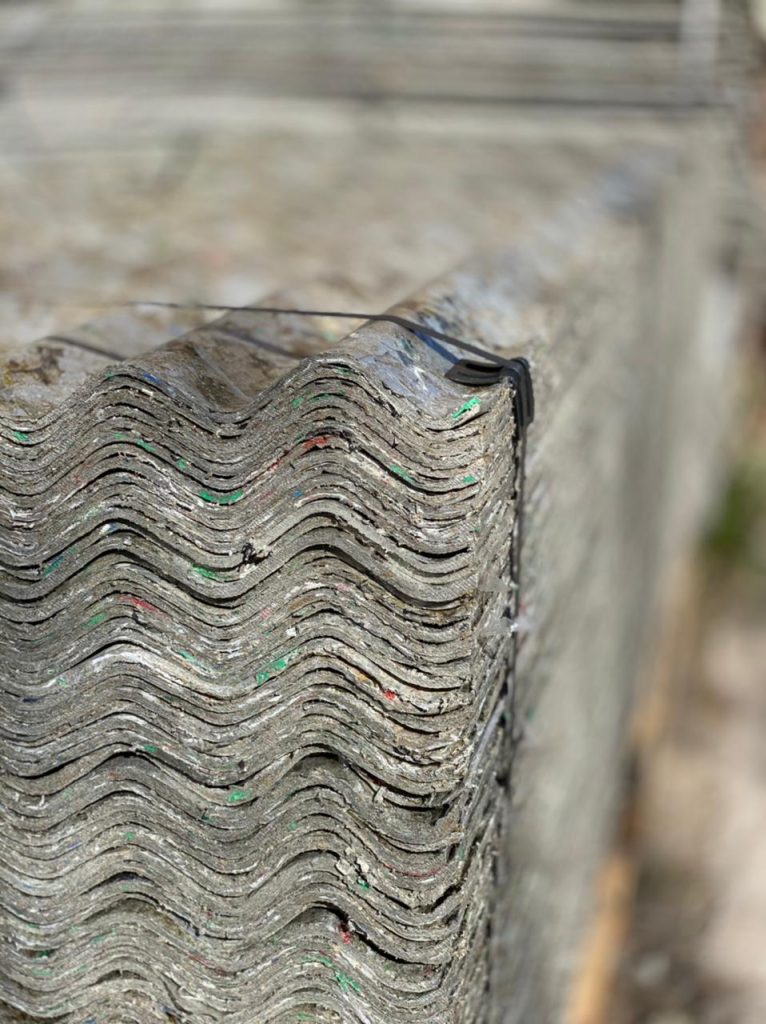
[564,556,709,1024]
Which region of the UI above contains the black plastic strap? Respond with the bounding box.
[446,356,534,430]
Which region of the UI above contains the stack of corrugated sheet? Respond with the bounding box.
[0,0,749,1000]
[0,279,527,1021]
[0,1,726,110]
[0,132,743,1022]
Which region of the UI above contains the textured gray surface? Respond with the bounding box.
[0,3,750,1016]
[0,1,718,110]
[0,143,739,1023]
[0,264,526,1023]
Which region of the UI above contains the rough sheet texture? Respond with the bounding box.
[0,6,748,1013]
[0,137,740,1023]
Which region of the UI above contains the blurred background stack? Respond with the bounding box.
[0,3,764,1024]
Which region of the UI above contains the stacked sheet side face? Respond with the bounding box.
[0,307,523,1024]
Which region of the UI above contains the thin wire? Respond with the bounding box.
[45,334,124,361]
[123,300,511,368]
